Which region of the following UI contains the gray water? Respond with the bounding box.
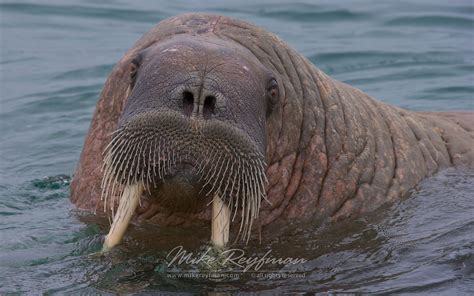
[0,0,473,294]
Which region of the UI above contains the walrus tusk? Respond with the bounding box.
[102,183,143,252]
[211,193,230,248]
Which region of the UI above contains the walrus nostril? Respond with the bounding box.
[182,91,194,116]
[203,95,216,119]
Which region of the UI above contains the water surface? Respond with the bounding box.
[1,0,473,294]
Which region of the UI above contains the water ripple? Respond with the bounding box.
[0,3,167,23]
[259,8,370,22]
[385,15,474,29]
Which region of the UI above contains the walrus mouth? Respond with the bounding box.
[100,109,268,250]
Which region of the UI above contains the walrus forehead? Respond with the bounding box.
[140,35,269,75]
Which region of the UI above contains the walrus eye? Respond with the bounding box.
[266,78,279,117]
[130,56,141,88]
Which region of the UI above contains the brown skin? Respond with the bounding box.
[71,14,474,232]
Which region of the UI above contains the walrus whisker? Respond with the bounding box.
[100,110,269,249]
[251,172,264,241]
[103,147,126,208]
[138,139,150,193]
[142,141,152,195]
[104,168,115,213]
[106,128,123,139]
[196,147,214,179]
[255,159,271,205]
[256,161,269,203]
[260,160,269,184]
[161,140,168,181]
[217,157,232,193]
[156,138,163,179]
[199,150,223,194]
[130,140,143,185]
[244,171,252,241]
[123,140,139,186]
[115,137,135,172]
[208,149,225,180]
[252,167,262,217]
[102,129,124,156]
[145,150,154,193]
[125,141,138,186]
[100,166,111,212]
[151,139,158,188]
[146,140,152,187]
[248,165,259,239]
[221,160,235,200]
[198,156,214,188]
[236,169,248,240]
[166,144,172,174]
[152,139,157,176]
[104,139,130,214]
[137,138,147,183]
[232,165,242,222]
[206,155,228,197]
[252,170,261,216]
[107,139,131,181]
[112,148,132,184]
[162,142,168,174]
[172,147,177,168]
[109,167,123,217]
[249,171,256,222]
[101,146,113,174]
[226,166,238,210]
[227,163,239,217]
[106,131,127,157]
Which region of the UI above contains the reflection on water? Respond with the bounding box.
[0,0,473,293]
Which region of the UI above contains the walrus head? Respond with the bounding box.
[100,35,279,249]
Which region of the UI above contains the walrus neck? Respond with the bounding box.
[261,50,459,225]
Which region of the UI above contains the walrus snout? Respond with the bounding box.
[101,106,269,245]
[180,88,217,119]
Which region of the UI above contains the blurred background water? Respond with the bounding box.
[0,0,473,294]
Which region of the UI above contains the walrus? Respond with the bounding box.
[70,14,474,250]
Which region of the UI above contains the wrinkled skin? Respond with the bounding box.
[71,14,474,233]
